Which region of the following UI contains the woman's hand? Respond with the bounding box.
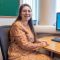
[39,41,49,47]
[36,39,49,47]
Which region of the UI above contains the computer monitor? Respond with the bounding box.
[56,12,60,31]
[52,13,60,42]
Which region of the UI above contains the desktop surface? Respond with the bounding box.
[39,36,60,54]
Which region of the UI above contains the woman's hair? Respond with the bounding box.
[16,4,36,42]
[16,4,31,20]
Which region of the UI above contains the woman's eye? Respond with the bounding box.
[23,10,31,12]
[23,10,26,12]
[28,10,31,12]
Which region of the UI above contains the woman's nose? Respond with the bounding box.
[26,11,29,14]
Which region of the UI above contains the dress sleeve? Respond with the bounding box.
[10,24,41,51]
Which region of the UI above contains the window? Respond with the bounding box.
[56,0,60,13]
[55,0,60,26]
[22,0,40,25]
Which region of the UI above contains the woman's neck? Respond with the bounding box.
[20,20,28,26]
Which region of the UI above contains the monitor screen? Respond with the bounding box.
[56,13,60,31]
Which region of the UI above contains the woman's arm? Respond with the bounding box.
[10,24,44,51]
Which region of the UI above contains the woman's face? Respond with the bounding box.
[21,6,32,21]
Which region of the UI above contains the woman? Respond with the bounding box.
[8,4,52,60]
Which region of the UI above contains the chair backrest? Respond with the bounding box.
[0,25,11,60]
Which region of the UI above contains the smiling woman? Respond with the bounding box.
[8,4,52,60]
[20,6,32,21]
[22,0,39,25]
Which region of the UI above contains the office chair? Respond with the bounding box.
[0,25,10,60]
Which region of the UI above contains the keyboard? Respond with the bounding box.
[52,37,60,42]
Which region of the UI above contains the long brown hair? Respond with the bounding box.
[16,4,36,42]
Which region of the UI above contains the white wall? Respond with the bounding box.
[0,18,16,26]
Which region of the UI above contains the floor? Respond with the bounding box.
[0,48,3,60]
[54,57,60,60]
[54,54,60,60]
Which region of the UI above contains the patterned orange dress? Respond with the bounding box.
[8,21,52,60]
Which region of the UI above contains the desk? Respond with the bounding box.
[40,36,60,55]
